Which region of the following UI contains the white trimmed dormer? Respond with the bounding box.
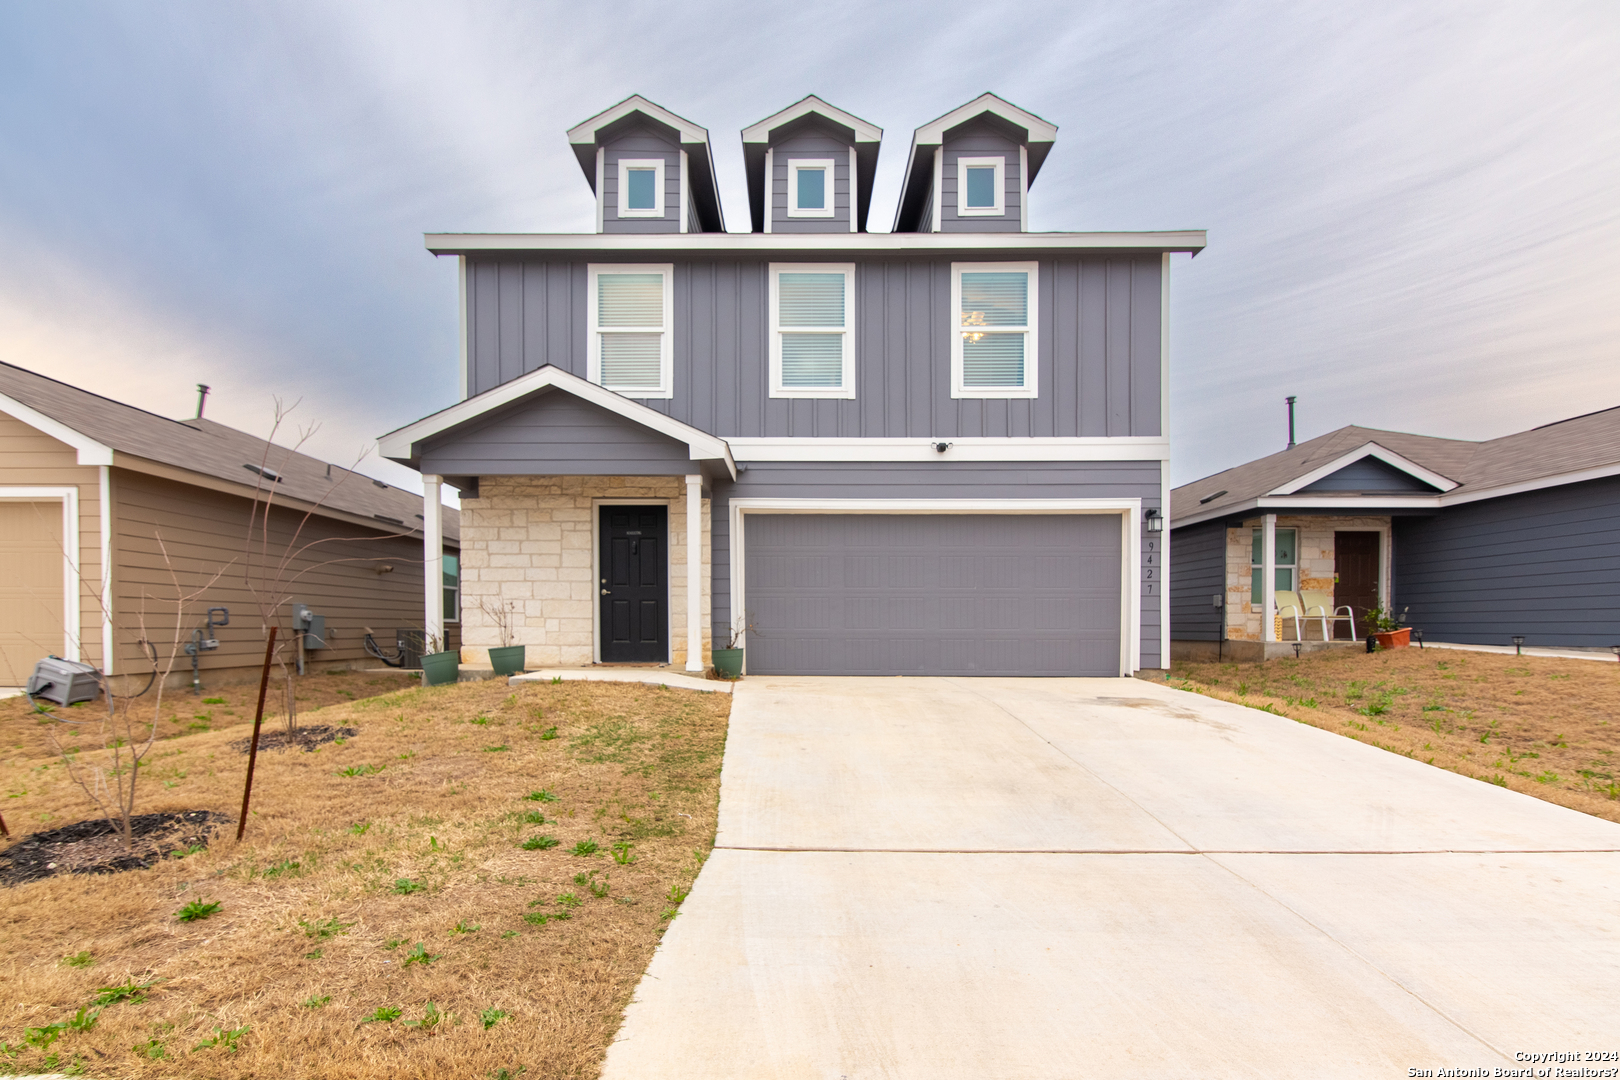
[742,95,882,234]
[892,93,1058,234]
[567,95,725,234]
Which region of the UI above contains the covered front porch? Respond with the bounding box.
[1224,513,1393,645]
[380,366,735,675]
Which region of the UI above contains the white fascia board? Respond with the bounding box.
[378,365,736,479]
[1268,442,1459,495]
[568,95,708,146]
[730,496,1140,513]
[1438,459,1620,507]
[742,95,882,143]
[426,231,1207,255]
[909,93,1058,148]
[1170,493,1444,530]
[728,437,1169,462]
[0,392,114,465]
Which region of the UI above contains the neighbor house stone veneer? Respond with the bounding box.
[1223,515,1390,641]
[456,476,711,669]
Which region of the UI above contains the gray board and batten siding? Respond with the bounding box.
[463,254,1163,440]
[1393,474,1620,648]
[1168,519,1226,643]
[710,459,1165,671]
[939,118,1023,233]
[768,126,853,233]
[600,120,684,235]
[1298,456,1443,494]
[416,389,696,480]
[742,512,1123,676]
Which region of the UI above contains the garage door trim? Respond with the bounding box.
[729,497,1142,676]
[0,486,81,664]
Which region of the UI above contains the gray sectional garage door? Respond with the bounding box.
[742,514,1122,676]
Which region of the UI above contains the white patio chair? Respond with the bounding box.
[1301,589,1357,642]
[1274,590,1305,641]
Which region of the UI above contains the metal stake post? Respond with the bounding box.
[236,626,278,843]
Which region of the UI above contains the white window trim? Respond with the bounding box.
[951,261,1038,399]
[956,156,1005,216]
[1250,526,1298,606]
[616,158,665,218]
[727,497,1143,676]
[787,158,836,218]
[768,262,856,399]
[0,486,82,663]
[587,263,674,399]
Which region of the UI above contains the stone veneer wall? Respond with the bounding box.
[455,476,711,669]
[1224,515,1390,641]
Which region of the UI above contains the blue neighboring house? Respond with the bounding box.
[1169,407,1620,657]
[380,93,1203,677]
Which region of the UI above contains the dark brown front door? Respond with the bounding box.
[599,506,667,663]
[1334,531,1380,639]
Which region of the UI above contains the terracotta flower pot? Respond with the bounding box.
[1373,628,1411,650]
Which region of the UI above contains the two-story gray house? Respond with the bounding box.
[380,93,1205,677]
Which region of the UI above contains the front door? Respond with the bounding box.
[599,506,668,663]
[1334,531,1380,639]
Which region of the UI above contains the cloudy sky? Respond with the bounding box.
[0,1,1615,491]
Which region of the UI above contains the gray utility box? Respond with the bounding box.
[26,656,102,706]
[292,603,326,649]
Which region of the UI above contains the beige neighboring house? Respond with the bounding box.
[0,361,458,688]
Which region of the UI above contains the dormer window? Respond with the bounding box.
[957,157,1005,216]
[617,159,665,218]
[787,159,835,217]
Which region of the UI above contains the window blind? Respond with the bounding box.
[778,273,844,327]
[780,335,844,387]
[598,273,664,327]
[961,335,1024,387]
[596,272,665,390]
[600,334,663,389]
[777,272,846,389]
[959,272,1027,326]
[959,270,1028,388]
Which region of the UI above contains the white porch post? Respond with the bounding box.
[423,475,444,653]
[684,473,704,672]
[1261,513,1277,643]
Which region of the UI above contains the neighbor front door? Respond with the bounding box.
[599,506,667,663]
[1334,531,1380,639]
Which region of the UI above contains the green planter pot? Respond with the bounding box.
[711,648,744,680]
[488,645,526,676]
[421,650,460,686]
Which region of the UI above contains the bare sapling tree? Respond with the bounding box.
[48,535,231,853]
[241,398,413,736]
[480,596,518,648]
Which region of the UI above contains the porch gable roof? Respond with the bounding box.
[378,365,738,481]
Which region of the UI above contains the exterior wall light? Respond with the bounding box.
[1511,635,1526,655]
[1144,508,1164,533]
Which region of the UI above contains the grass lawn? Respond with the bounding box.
[1170,647,1620,824]
[0,676,730,1078]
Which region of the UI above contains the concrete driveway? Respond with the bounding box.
[601,677,1620,1079]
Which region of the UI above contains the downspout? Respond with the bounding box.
[99,465,114,675]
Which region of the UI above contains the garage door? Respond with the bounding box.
[742,513,1122,676]
[0,501,65,685]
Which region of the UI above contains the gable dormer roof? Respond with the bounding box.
[892,93,1058,233]
[567,95,725,232]
[741,95,882,233]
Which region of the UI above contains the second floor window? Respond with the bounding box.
[617,159,664,217]
[957,156,1005,215]
[952,262,1038,398]
[787,159,835,217]
[770,263,855,398]
[588,264,673,398]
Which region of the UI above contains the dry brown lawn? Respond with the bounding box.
[0,676,731,1079]
[1169,646,1620,824]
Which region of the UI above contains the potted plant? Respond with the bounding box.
[481,598,526,676]
[420,632,460,686]
[1362,603,1410,650]
[711,616,747,680]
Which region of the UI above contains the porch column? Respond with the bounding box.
[1261,512,1277,643]
[423,474,444,653]
[684,473,704,672]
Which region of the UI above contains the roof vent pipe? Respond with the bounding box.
[196,384,211,419]
[1285,395,1297,450]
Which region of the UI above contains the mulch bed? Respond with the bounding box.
[0,809,231,887]
[227,724,358,755]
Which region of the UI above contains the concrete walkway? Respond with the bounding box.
[602,677,1620,1079]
